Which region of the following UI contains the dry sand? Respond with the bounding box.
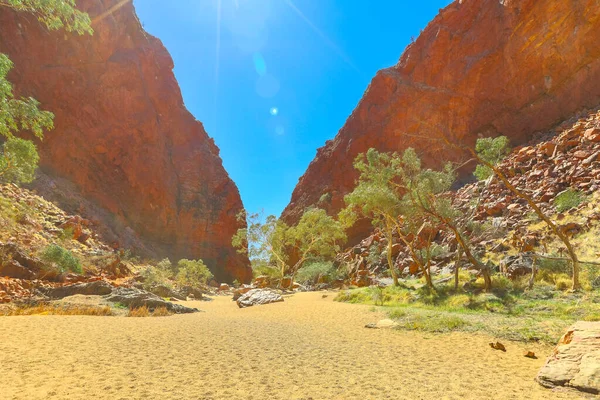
[0,292,583,400]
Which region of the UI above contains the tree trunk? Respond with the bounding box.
[386,226,399,286]
[454,248,463,291]
[528,255,537,290]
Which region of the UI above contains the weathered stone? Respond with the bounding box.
[104,287,198,314]
[365,319,399,329]
[500,254,534,279]
[537,321,600,394]
[42,281,114,299]
[0,260,33,280]
[236,289,284,308]
[149,285,185,301]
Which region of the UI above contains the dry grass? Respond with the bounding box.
[151,306,173,317]
[127,305,174,317]
[126,305,150,317]
[1,303,114,317]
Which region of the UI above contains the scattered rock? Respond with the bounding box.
[524,351,537,359]
[537,321,600,394]
[236,289,284,308]
[365,319,399,329]
[489,342,506,352]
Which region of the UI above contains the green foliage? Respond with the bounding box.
[287,208,346,269]
[141,266,171,290]
[1,0,93,35]
[156,258,175,275]
[40,244,82,274]
[232,211,289,277]
[176,259,213,288]
[474,136,510,180]
[554,189,585,213]
[0,132,40,184]
[295,261,339,284]
[234,208,345,279]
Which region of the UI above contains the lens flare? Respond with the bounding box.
[270,107,279,116]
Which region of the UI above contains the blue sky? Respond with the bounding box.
[134,0,452,217]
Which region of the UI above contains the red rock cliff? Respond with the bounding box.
[281,0,600,243]
[0,0,251,282]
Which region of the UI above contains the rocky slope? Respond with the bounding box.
[282,0,600,245]
[0,0,251,282]
[339,107,600,287]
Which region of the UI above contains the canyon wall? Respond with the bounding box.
[282,0,600,244]
[0,0,251,282]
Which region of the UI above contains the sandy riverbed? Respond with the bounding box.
[0,292,581,399]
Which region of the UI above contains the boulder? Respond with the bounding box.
[179,286,204,300]
[149,285,185,301]
[365,319,399,329]
[0,260,34,280]
[103,287,198,314]
[42,280,114,299]
[537,321,600,394]
[232,285,253,301]
[500,254,534,279]
[236,289,284,308]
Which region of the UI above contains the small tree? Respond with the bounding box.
[473,136,582,290]
[232,211,289,279]
[285,208,346,281]
[233,209,345,285]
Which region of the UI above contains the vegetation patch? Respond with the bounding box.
[39,244,82,274]
[1,303,113,316]
[336,279,600,343]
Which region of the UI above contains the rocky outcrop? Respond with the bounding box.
[537,321,600,394]
[282,0,600,245]
[0,0,251,282]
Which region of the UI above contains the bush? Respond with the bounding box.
[141,266,171,290]
[156,258,175,275]
[252,261,281,279]
[176,259,213,287]
[0,137,40,185]
[40,244,82,274]
[296,261,338,284]
[554,189,585,213]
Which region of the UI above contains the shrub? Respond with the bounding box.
[141,266,171,290]
[252,261,280,279]
[176,259,213,287]
[554,189,585,213]
[40,244,82,274]
[296,261,338,284]
[156,258,175,275]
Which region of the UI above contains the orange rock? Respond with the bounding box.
[282,0,600,247]
[0,1,251,282]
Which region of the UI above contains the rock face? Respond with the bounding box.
[537,321,600,394]
[0,0,251,282]
[282,0,600,244]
